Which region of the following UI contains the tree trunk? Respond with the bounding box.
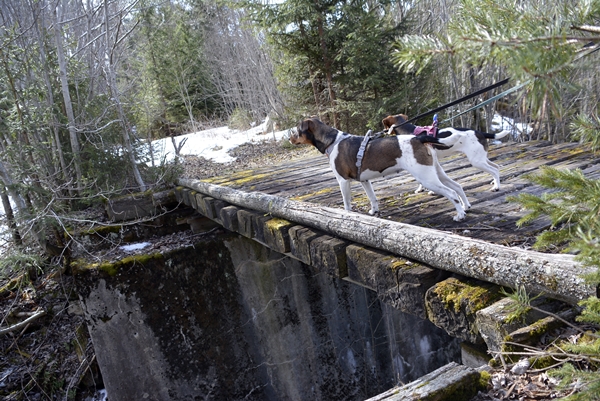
[0,184,22,246]
[0,160,26,212]
[314,8,338,127]
[33,6,72,196]
[299,22,322,118]
[178,178,596,305]
[53,4,83,191]
[103,0,146,192]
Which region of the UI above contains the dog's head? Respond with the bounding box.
[291,118,322,147]
[381,114,409,130]
[291,117,339,154]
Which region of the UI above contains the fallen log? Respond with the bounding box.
[178,179,597,305]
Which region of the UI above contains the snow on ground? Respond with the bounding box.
[147,120,292,165]
[491,113,532,140]
[119,242,151,252]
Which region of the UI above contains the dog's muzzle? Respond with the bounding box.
[286,128,296,141]
[289,127,304,145]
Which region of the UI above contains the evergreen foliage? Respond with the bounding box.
[391,0,600,140]
[133,0,222,137]
[241,0,424,132]
[390,0,600,395]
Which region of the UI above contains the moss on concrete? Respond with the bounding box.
[71,253,164,277]
[265,218,293,231]
[433,278,501,314]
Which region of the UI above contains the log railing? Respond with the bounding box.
[178,178,597,305]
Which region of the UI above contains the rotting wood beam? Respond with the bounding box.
[177,179,597,305]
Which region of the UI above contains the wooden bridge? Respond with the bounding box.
[176,139,599,306]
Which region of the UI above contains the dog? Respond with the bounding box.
[382,114,510,193]
[290,117,470,221]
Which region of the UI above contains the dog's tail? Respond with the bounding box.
[483,129,511,140]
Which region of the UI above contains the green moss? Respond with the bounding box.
[265,218,293,231]
[82,224,122,236]
[111,189,154,201]
[388,258,417,271]
[230,172,270,186]
[434,278,500,313]
[290,187,333,201]
[71,253,164,277]
[530,355,555,370]
[489,357,501,368]
[478,370,492,389]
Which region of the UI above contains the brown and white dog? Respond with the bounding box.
[382,114,510,193]
[290,118,470,221]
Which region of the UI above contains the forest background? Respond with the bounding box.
[1,0,600,399]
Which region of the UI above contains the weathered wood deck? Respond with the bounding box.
[198,139,597,248]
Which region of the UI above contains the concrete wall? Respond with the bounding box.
[76,231,460,401]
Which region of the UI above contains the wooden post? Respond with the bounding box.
[178,179,596,305]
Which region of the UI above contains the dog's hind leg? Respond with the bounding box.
[434,165,471,210]
[360,180,379,215]
[467,156,501,191]
[406,165,466,221]
[416,176,466,221]
[430,151,471,210]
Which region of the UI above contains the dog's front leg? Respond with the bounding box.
[337,178,353,211]
[360,180,379,215]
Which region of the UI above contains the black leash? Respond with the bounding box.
[397,77,510,128]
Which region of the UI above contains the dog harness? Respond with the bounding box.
[355,130,372,181]
[412,125,438,137]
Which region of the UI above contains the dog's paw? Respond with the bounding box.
[427,190,435,196]
[453,212,466,221]
[368,209,380,216]
[414,184,425,194]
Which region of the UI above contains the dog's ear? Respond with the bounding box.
[382,116,394,129]
[298,120,312,133]
[299,118,320,134]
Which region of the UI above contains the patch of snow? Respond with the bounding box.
[148,119,292,165]
[492,113,532,140]
[119,242,151,252]
[84,389,108,401]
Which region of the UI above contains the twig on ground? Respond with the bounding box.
[0,309,46,336]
